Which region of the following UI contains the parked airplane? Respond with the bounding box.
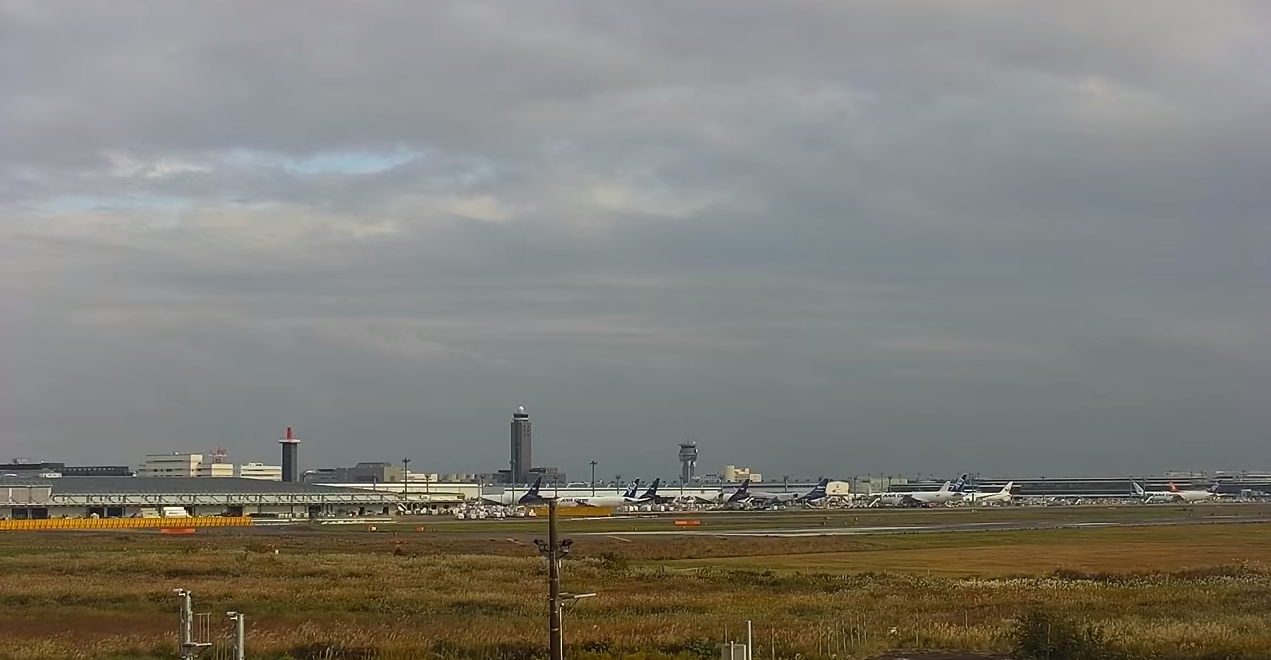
[747,478,832,506]
[1133,482,1220,503]
[871,474,969,508]
[722,479,754,505]
[636,478,668,504]
[484,477,549,506]
[963,481,1015,505]
[557,481,643,507]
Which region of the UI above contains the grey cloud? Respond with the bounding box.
[1,0,1269,477]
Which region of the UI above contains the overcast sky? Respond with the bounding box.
[2,1,1269,480]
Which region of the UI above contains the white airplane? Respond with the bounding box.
[871,475,969,508]
[1133,482,1221,503]
[722,479,831,506]
[557,481,643,508]
[963,481,1014,505]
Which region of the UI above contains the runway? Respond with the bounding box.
[576,514,1269,538]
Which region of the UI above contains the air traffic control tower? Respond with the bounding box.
[678,441,698,484]
[510,405,532,485]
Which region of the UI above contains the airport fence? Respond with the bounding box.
[0,516,254,531]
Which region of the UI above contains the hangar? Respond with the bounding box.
[0,475,400,520]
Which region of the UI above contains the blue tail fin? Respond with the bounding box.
[642,478,661,499]
[727,479,751,503]
[623,480,640,498]
[801,478,830,501]
[953,474,971,493]
[516,477,544,505]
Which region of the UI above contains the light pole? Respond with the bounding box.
[534,499,573,660]
[402,458,411,502]
[589,461,597,496]
[225,611,246,660]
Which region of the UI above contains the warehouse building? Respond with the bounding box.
[0,461,133,477]
[0,475,400,520]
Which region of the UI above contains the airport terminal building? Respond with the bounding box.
[0,476,401,520]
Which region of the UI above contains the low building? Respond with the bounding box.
[141,453,206,477]
[195,463,234,478]
[0,475,400,520]
[327,481,481,503]
[0,462,132,477]
[239,463,283,481]
[302,462,405,484]
[722,465,762,483]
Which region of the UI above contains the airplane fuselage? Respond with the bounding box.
[558,495,638,507]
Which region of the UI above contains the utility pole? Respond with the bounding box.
[173,589,210,660]
[176,589,194,659]
[226,611,246,660]
[590,461,597,496]
[549,499,563,660]
[535,499,573,660]
[402,458,411,501]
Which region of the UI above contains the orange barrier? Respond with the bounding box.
[674,519,702,526]
[0,516,253,531]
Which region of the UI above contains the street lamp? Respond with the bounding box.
[402,458,411,502]
[534,499,581,660]
[589,461,597,496]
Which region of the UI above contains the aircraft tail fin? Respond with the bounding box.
[516,477,544,504]
[802,478,830,501]
[642,478,661,499]
[1132,482,1145,496]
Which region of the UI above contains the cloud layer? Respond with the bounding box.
[3,0,1269,478]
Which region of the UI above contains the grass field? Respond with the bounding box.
[2,512,1271,660]
[658,524,1271,576]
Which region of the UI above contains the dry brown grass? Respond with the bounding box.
[1,524,1270,660]
[661,524,1271,576]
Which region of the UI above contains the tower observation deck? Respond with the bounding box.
[678,441,698,484]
